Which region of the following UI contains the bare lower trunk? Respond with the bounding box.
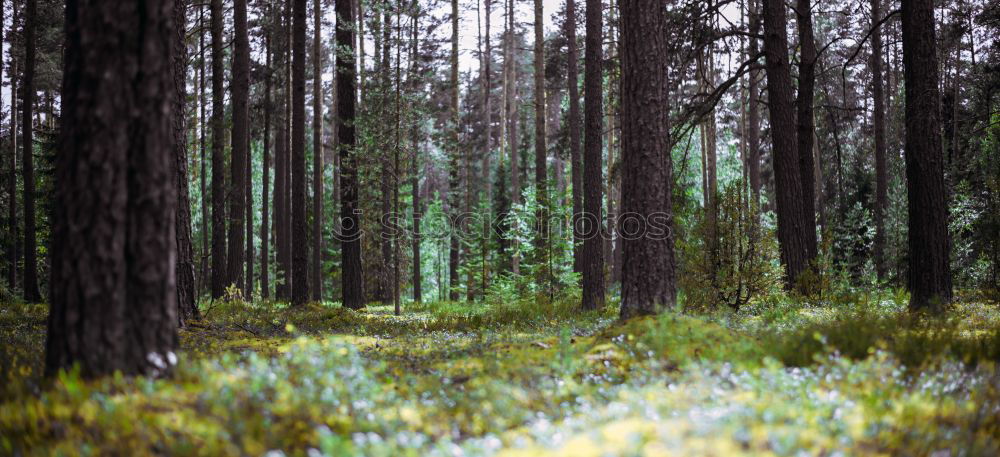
[901,0,952,311]
[48,0,179,378]
[871,0,888,281]
[210,0,227,298]
[338,0,364,309]
[448,0,460,300]
[619,0,676,318]
[581,0,605,311]
[21,0,40,303]
[761,0,810,287]
[174,0,198,323]
[795,0,818,261]
[228,0,250,296]
[311,0,324,302]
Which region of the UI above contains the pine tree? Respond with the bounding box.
[48,0,179,378]
[581,0,605,311]
[21,0,40,303]
[901,0,952,311]
[338,0,365,309]
[618,0,676,318]
[210,0,227,298]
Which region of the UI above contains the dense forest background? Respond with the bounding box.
[0,0,998,312]
[2,0,1000,455]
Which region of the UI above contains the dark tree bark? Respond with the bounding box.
[479,0,492,295]
[761,0,810,287]
[338,0,364,309]
[229,0,250,296]
[198,5,209,295]
[567,0,582,275]
[393,2,403,313]
[410,7,422,304]
[901,0,952,311]
[311,0,324,302]
[292,0,309,305]
[209,0,227,298]
[746,0,762,200]
[505,0,520,275]
[794,0,818,261]
[174,0,198,323]
[379,10,393,305]
[48,0,179,378]
[448,0,460,300]
[3,0,13,294]
[274,4,291,301]
[21,0,40,303]
[482,0,494,208]
[283,0,294,301]
[871,0,887,281]
[581,0,604,311]
[618,0,676,318]
[533,0,548,271]
[262,16,272,299]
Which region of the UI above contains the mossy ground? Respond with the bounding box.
[2,293,1000,456]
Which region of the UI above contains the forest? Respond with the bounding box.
[1,0,1000,455]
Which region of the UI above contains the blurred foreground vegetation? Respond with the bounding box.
[2,290,1000,456]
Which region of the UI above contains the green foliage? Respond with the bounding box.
[680,180,783,311]
[762,300,1000,369]
[4,296,1000,456]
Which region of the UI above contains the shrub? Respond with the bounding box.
[680,180,782,312]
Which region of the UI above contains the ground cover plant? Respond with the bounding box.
[3,293,1000,456]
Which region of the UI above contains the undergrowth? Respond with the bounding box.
[2,293,1000,456]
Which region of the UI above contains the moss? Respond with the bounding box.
[2,298,1000,455]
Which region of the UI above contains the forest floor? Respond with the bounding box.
[2,292,1000,456]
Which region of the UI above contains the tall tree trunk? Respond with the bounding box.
[393,1,402,313]
[292,0,310,305]
[480,0,493,294]
[379,9,393,305]
[21,0,39,303]
[871,0,888,281]
[262,21,272,298]
[506,0,520,275]
[209,0,227,298]
[174,0,198,323]
[338,0,364,309]
[482,0,494,207]
[3,0,14,294]
[761,0,810,288]
[229,0,250,296]
[698,43,718,270]
[618,0,676,318]
[312,0,324,302]
[581,0,605,311]
[448,0,460,300]
[410,6,422,304]
[48,0,179,378]
[199,5,209,295]
[746,0,762,200]
[566,0,583,276]
[533,0,548,280]
[901,0,952,311]
[275,3,292,300]
[795,0,818,261]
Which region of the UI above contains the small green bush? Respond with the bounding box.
[680,180,783,312]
